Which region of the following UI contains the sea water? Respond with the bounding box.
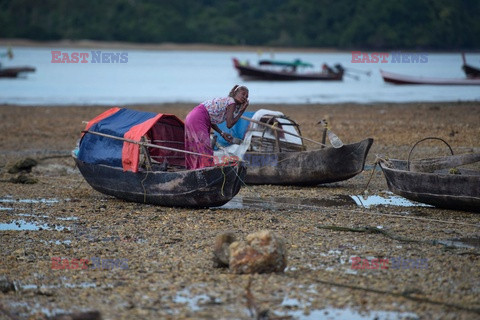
[0,46,479,105]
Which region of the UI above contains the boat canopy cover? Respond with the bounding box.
[214,111,255,147]
[77,108,185,172]
[258,59,314,68]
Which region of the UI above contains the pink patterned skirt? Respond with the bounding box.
[184,104,214,169]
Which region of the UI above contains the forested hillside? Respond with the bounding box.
[1,0,478,49]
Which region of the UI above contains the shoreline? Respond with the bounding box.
[0,38,343,53]
[3,38,479,53]
[2,100,479,108]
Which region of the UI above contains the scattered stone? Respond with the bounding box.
[228,230,287,274]
[8,157,38,173]
[9,173,38,184]
[38,287,55,296]
[0,275,15,293]
[212,232,237,268]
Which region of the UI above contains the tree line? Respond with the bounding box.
[1,0,478,50]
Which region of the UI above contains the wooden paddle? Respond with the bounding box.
[317,119,344,148]
[240,116,342,148]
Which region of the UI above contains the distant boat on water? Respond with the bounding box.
[461,53,480,78]
[0,47,36,78]
[380,69,480,85]
[232,57,344,81]
[0,66,36,78]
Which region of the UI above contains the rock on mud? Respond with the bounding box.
[7,157,38,173]
[228,230,287,274]
[212,232,237,268]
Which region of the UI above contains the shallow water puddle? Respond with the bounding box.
[6,301,73,318]
[351,192,433,209]
[0,197,77,233]
[41,239,73,245]
[0,197,59,204]
[169,287,418,319]
[0,219,70,231]
[279,297,418,320]
[18,282,98,290]
[220,192,433,211]
[219,195,356,210]
[173,288,221,311]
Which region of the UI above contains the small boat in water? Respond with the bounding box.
[232,58,344,81]
[213,109,373,185]
[0,66,35,78]
[73,107,246,208]
[0,48,35,78]
[379,143,480,212]
[461,53,480,78]
[380,69,480,85]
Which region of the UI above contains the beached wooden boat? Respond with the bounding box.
[379,154,480,212]
[213,109,373,185]
[243,138,373,185]
[74,107,246,208]
[380,69,480,85]
[74,158,245,207]
[0,66,36,78]
[233,58,343,81]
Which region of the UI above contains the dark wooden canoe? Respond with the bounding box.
[380,69,480,85]
[242,138,373,185]
[233,58,343,81]
[0,66,36,78]
[379,159,480,212]
[74,156,246,208]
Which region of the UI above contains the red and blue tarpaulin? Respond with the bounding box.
[78,108,185,172]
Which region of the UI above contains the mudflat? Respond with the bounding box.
[0,102,479,319]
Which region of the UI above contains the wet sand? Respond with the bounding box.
[0,102,479,319]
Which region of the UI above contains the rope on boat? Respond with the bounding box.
[220,166,226,197]
[362,155,387,193]
[141,169,150,204]
[83,130,216,159]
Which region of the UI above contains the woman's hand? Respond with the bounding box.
[237,100,249,115]
[221,132,233,143]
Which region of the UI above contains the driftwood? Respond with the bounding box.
[318,224,480,252]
